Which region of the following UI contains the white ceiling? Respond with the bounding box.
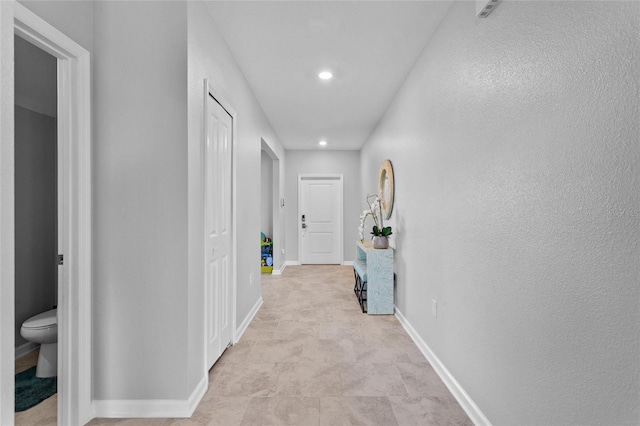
[205,1,453,151]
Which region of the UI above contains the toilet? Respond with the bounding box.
[20,308,57,378]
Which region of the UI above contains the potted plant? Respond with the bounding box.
[359,194,392,249]
[371,224,393,249]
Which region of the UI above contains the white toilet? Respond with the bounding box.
[20,308,57,378]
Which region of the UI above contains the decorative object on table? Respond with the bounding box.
[378,159,394,220]
[358,194,392,248]
[15,366,56,412]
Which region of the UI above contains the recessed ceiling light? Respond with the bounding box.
[318,140,328,146]
[318,71,333,80]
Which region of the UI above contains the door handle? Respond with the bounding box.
[302,223,307,229]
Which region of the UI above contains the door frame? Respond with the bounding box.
[203,79,237,377]
[260,138,282,274]
[2,3,92,425]
[297,174,344,265]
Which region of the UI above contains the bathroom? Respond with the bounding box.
[14,33,59,394]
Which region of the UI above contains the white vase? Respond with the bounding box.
[372,236,389,249]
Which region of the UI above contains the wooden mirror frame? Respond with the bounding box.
[378,160,394,220]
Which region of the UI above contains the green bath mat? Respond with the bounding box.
[15,367,56,412]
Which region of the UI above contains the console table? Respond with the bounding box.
[353,240,394,314]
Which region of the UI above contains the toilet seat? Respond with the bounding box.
[22,308,57,330]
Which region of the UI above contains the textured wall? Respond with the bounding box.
[360,1,639,424]
[92,1,189,399]
[285,150,361,263]
[18,0,93,52]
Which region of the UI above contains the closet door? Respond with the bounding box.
[205,94,233,369]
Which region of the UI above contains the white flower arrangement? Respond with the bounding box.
[359,194,392,241]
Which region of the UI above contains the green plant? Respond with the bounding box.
[371,225,393,237]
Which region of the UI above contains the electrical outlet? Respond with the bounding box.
[249,272,254,286]
[281,248,285,255]
[432,299,437,318]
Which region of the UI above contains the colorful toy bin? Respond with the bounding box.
[261,233,273,273]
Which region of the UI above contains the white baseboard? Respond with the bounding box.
[271,263,286,275]
[343,261,354,266]
[15,342,38,360]
[285,261,300,266]
[395,306,491,426]
[235,296,263,343]
[186,374,208,417]
[93,375,207,418]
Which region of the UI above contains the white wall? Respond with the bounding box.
[285,150,360,263]
[260,150,273,238]
[92,1,189,400]
[18,0,93,52]
[360,1,639,424]
[188,0,286,391]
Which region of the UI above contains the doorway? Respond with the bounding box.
[260,138,281,274]
[260,149,274,273]
[298,175,343,264]
[14,34,58,361]
[14,32,58,419]
[0,4,92,425]
[204,82,235,371]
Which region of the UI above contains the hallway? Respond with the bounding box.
[3,2,636,423]
[90,265,471,425]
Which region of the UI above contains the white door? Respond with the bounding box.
[299,176,343,264]
[205,94,233,369]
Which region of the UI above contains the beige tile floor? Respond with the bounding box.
[22,265,472,425]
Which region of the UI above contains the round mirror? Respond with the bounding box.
[378,160,394,220]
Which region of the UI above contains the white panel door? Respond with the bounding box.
[205,94,233,370]
[300,177,342,264]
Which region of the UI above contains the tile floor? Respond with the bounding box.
[21,265,472,425]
